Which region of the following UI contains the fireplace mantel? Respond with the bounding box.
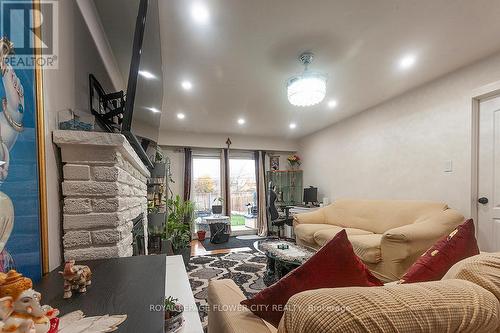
[53,130,150,260]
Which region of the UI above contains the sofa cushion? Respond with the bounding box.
[208,279,277,333]
[277,279,500,333]
[442,252,500,302]
[321,199,450,234]
[241,230,383,328]
[349,234,383,264]
[313,227,373,247]
[294,224,339,247]
[400,219,479,284]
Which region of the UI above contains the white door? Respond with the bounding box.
[478,95,500,252]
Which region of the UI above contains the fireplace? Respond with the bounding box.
[53,130,150,260]
[132,213,145,256]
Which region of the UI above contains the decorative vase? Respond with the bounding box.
[164,303,184,332]
[197,230,206,241]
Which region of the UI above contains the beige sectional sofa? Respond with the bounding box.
[294,199,464,281]
[207,253,500,333]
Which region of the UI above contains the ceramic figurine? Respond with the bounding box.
[0,270,59,333]
[59,260,92,299]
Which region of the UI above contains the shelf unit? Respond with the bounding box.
[266,170,303,206]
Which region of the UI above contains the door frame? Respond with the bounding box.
[470,80,500,226]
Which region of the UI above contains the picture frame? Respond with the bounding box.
[270,156,280,171]
[0,0,49,278]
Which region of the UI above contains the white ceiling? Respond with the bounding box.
[157,0,500,139]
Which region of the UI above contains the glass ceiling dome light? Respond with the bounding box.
[287,52,327,107]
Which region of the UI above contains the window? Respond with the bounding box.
[229,156,257,228]
[191,156,221,227]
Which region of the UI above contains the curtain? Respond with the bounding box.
[222,148,231,217]
[183,148,192,202]
[255,150,268,236]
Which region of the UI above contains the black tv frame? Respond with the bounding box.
[89,0,153,171]
[122,0,153,171]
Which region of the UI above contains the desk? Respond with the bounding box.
[285,206,321,238]
[35,255,166,333]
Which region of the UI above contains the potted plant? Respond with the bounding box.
[165,195,194,265]
[196,229,206,241]
[212,197,223,215]
[287,154,301,170]
[164,296,184,332]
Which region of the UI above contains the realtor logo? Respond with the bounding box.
[1,0,59,69]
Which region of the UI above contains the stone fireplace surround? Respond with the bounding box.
[53,130,150,261]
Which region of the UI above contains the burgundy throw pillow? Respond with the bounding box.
[400,219,479,284]
[240,230,383,327]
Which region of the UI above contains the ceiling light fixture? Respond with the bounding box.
[289,123,297,129]
[287,52,327,107]
[138,70,156,79]
[181,80,193,90]
[191,2,210,25]
[177,113,186,119]
[146,107,160,113]
[237,118,245,125]
[327,99,338,109]
[399,54,417,70]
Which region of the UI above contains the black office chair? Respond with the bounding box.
[268,188,293,239]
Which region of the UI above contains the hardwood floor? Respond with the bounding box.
[190,240,253,256]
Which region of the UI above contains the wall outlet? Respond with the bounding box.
[444,160,453,173]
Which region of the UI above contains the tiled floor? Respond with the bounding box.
[190,240,253,256]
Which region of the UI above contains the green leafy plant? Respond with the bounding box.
[164,296,182,319]
[213,197,224,203]
[165,195,194,251]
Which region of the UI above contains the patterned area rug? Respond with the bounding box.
[187,251,267,329]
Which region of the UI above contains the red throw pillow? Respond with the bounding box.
[400,219,479,284]
[240,230,383,327]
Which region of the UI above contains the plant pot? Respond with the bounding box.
[161,239,174,255]
[197,230,206,241]
[212,205,223,215]
[174,246,191,266]
[164,304,184,332]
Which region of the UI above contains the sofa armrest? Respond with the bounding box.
[278,279,500,333]
[207,279,276,333]
[381,209,464,263]
[293,209,326,226]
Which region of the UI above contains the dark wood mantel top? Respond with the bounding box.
[35,255,166,333]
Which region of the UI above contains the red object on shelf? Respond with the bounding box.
[197,230,206,241]
[48,318,59,333]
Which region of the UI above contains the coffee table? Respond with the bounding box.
[257,240,316,286]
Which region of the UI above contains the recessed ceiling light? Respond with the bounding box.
[177,113,186,119]
[237,118,245,125]
[327,99,338,109]
[138,70,155,79]
[399,54,417,70]
[181,80,193,90]
[146,107,160,113]
[289,123,297,129]
[191,2,210,25]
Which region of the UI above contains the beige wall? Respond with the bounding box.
[43,1,113,270]
[299,51,500,217]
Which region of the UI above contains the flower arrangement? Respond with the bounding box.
[287,154,301,168]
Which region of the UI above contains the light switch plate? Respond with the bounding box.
[444,160,453,173]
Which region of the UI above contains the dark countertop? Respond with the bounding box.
[35,255,166,333]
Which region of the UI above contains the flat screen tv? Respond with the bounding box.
[89,0,153,170]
